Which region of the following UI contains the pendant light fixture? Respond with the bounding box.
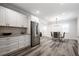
[54,17,60,27]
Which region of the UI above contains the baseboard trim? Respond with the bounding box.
[3,46,31,56]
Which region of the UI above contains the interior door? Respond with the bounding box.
[31,21,40,47]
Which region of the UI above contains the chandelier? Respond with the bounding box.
[54,17,61,27]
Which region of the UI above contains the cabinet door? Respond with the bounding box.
[16,13,23,27]
[0,37,19,55]
[6,8,17,26]
[16,13,28,27]
[18,36,25,49]
[0,38,10,55]
[0,6,28,27]
[24,35,31,47]
[8,37,19,52]
[23,15,27,27]
[0,6,7,26]
[20,14,25,27]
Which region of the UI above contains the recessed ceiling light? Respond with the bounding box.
[62,12,65,15]
[32,9,40,14]
[59,3,64,5]
[36,10,40,14]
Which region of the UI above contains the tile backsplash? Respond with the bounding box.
[0,26,27,37]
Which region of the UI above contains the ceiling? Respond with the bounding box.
[12,3,79,24]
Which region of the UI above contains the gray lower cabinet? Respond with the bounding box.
[0,35,30,55]
[24,35,31,47]
[18,35,31,49]
[7,37,19,52]
[0,38,10,55]
[18,36,25,49]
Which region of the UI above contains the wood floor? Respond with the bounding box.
[4,36,78,56]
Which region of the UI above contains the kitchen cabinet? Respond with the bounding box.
[0,37,10,55]
[16,13,23,27]
[6,8,17,27]
[0,6,28,27]
[7,37,19,52]
[16,13,27,27]
[18,35,30,49]
[0,35,31,55]
[0,6,7,26]
[0,37,19,55]
[24,35,31,47]
[22,15,27,27]
[18,36,25,49]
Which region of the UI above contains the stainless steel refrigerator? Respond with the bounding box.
[31,21,40,47]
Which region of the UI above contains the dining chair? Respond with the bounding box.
[59,32,65,42]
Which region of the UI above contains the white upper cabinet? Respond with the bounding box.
[6,8,17,26]
[16,13,24,27]
[0,6,28,27]
[22,15,27,27]
[16,12,27,27]
[0,6,7,26]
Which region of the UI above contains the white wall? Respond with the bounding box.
[31,15,39,23]
[39,19,50,37]
[77,17,79,42]
[69,19,77,39]
[77,17,79,37]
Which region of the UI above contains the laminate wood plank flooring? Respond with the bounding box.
[4,36,78,56]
